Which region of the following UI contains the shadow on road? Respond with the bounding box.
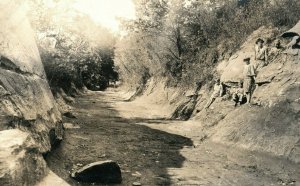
[46,92,193,186]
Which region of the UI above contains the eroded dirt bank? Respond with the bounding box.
[46,90,299,186]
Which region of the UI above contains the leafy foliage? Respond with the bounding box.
[115,0,300,90]
[28,0,118,93]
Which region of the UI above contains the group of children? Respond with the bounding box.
[205,38,268,109]
[204,77,246,109]
[204,34,300,109]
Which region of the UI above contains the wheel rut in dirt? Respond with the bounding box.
[46,91,193,186]
[45,91,300,186]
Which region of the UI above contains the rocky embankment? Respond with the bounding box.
[124,26,300,163]
[0,1,63,185]
[202,27,300,163]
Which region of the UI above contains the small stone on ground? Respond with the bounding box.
[63,112,77,118]
[63,123,80,129]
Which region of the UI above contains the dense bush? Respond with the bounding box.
[29,0,118,93]
[115,0,300,90]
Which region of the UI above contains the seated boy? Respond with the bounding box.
[232,81,245,107]
[205,79,223,109]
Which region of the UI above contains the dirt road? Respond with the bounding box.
[46,90,299,186]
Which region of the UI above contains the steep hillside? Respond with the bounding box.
[0,1,63,185]
[196,27,299,163]
[120,25,300,163]
[116,0,300,92]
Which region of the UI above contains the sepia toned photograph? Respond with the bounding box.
[0,0,299,185]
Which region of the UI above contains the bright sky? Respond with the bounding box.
[72,0,136,32]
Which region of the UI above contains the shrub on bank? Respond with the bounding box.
[28,1,118,94]
[115,0,300,91]
[39,30,116,94]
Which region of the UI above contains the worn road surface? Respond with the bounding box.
[46,90,299,186]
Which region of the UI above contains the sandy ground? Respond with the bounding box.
[45,89,299,186]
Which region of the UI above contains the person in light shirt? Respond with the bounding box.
[205,79,224,109]
[243,57,256,106]
[232,80,245,107]
[254,38,268,70]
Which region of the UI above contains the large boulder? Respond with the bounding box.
[0,129,48,186]
[0,0,63,185]
[71,160,122,184]
[0,0,45,77]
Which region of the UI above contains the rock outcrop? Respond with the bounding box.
[71,160,122,184]
[281,20,300,38]
[199,26,300,163]
[0,0,63,185]
[0,130,48,185]
[132,25,300,163]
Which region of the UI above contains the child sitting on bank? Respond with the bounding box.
[205,79,224,109]
[232,81,245,107]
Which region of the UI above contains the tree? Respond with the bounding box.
[116,0,300,91]
[28,0,118,92]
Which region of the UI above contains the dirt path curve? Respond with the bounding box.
[46,90,299,186]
